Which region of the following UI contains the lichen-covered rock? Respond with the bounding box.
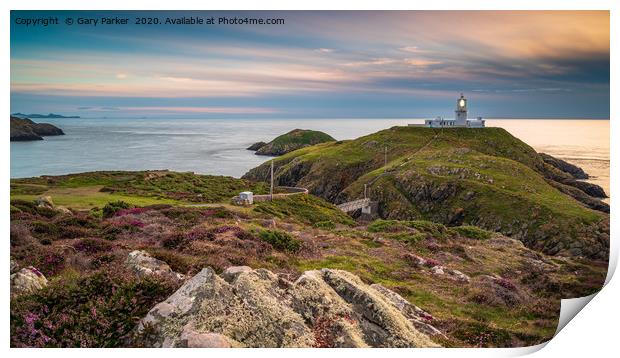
[221,265,252,283]
[320,269,438,347]
[370,284,444,338]
[134,266,441,348]
[11,266,47,296]
[125,250,184,281]
[10,258,19,274]
[36,196,54,209]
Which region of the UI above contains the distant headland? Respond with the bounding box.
[11,112,80,119]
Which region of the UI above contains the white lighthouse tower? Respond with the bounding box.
[417,93,485,128]
[455,93,467,126]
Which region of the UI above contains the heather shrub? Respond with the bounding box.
[29,220,60,237]
[74,238,113,254]
[35,252,66,276]
[258,229,301,253]
[235,229,258,241]
[161,233,186,250]
[10,269,178,347]
[102,201,132,219]
[11,222,34,247]
[10,199,57,218]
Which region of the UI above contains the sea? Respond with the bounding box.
[10,118,610,200]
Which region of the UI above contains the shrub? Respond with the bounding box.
[10,199,57,218]
[258,229,301,253]
[102,201,132,219]
[11,222,34,247]
[161,233,186,250]
[385,232,427,245]
[367,219,407,233]
[407,220,447,237]
[450,226,493,240]
[73,238,113,254]
[36,252,65,276]
[29,221,59,237]
[10,270,177,347]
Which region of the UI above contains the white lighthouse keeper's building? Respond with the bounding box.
[420,94,485,128]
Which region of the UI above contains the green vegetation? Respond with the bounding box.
[258,229,301,253]
[450,226,494,240]
[10,179,608,347]
[253,194,354,226]
[244,126,607,259]
[255,129,335,156]
[102,200,132,218]
[11,171,268,209]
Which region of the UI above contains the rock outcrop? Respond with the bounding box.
[134,266,440,348]
[540,153,588,179]
[125,250,185,281]
[11,266,48,296]
[247,141,267,151]
[10,116,65,141]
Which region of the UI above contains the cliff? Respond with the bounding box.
[10,116,65,141]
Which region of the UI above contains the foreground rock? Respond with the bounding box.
[11,267,48,296]
[10,116,65,141]
[134,266,440,347]
[125,250,185,281]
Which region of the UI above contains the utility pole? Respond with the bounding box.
[270,160,274,201]
[364,184,367,199]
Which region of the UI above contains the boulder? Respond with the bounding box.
[134,266,440,348]
[125,250,185,281]
[36,196,54,209]
[11,266,48,296]
[10,258,19,274]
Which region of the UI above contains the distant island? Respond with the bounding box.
[247,129,335,156]
[10,116,65,141]
[11,112,80,119]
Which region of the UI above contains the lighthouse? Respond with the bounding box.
[455,94,467,126]
[415,94,485,128]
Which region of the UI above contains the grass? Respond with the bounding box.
[11,185,179,210]
[11,171,269,209]
[253,194,355,226]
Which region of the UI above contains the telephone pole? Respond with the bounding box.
[270,160,274,201]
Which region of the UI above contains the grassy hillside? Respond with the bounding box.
[11,171,269,209]
[243,126,608,259]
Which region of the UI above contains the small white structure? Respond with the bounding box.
[233,191,254,205]
[417,94,485,128]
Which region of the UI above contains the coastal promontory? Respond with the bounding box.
[248,129,335,156]
[10,116,65,141]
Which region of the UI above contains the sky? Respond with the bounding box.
[10,11,610,119]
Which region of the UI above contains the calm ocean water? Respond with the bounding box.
[10,118,609,198]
